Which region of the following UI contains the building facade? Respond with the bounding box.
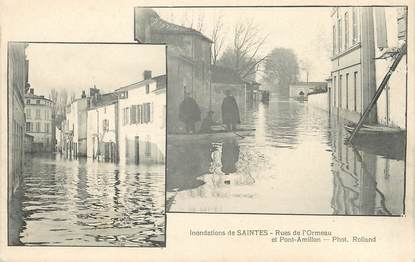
[64,94,89,158]
[86,92,119,162]
[8,42,29,199]
[134,8,212,133]
[329,7,407,128]
[24,88,54,152]
[116,73,166,165]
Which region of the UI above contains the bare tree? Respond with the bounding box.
[211,15,225,65]
[218,20,268,81]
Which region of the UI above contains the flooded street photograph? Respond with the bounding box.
[137,6,409,216]
[167,97,405,215]
[8,42,167,246]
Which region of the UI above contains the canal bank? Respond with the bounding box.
[167,96,405,215]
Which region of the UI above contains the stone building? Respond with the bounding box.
[116,72,166,165]
[24,88,55,152]
[329,7,407,128]
[134,8,212,133]
[8,42,29,199]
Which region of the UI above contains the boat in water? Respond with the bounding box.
[344,122,406,160]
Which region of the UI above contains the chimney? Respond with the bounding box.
[143,70,152,80]
[30,88,34,95]
[81,90,86,98]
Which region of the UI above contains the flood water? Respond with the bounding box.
[167,96,405,215]
[13,155,165,246]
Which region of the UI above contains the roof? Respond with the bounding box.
[290,82,327,86]
[211,65,244,85]
[115,74,166,92]
[25,92,53,102]
[89,92,118,109]
[151,17,213,43]
[136,8,212,43]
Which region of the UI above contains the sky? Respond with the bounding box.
[26,43,166,98]
[156,7,333,82]
[4,2,333,97]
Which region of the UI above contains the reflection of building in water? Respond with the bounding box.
[330,120,404,215]
[116,72,166,165]
[134,8,212,133]
[329,7,407,128]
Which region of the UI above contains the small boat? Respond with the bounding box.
[344,122,406,160]
[344,122,405,135]
[168,128,256,144]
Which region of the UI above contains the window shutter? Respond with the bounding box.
[151,102,154,122]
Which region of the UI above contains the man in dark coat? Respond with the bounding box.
[179,92,201,133]
[221,90,240,131]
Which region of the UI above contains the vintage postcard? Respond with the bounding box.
[0,1,414,261]
[7,42,166,247]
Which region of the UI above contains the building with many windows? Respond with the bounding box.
[116,72,166,165]
[24,88,55,152]
[329,7,407,128]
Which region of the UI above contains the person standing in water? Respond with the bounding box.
[221,90,240,131]
[179,91,201,134]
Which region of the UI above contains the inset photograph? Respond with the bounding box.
[134,6,407,215]
[8,42,166,246]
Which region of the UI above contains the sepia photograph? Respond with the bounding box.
[132,6,408,215]
[7,42,166,246]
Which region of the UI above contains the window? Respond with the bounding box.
[130,105,137,124]
[138,105,142,124]
[142,103,153,123]
[26,122,31,132]
[353,72,358,111]
[344,12,349,49]
[35,109,41,119]
[339,75,343,108]
[36,99,40,104]
[352,7,358,44]
[44,123,49,133]
[35,122,40,132]
[26,99,30,104]
[337,18,342,52]
[123,107,130,125]
[345,73,349,110]
[26,108,31,119]
[333,76,337,107]
[103,119,109,131]
[146,84,150,94]
[333,25,336,55]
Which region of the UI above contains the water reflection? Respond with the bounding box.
[167,96,405,215]
[14,154,165,246]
